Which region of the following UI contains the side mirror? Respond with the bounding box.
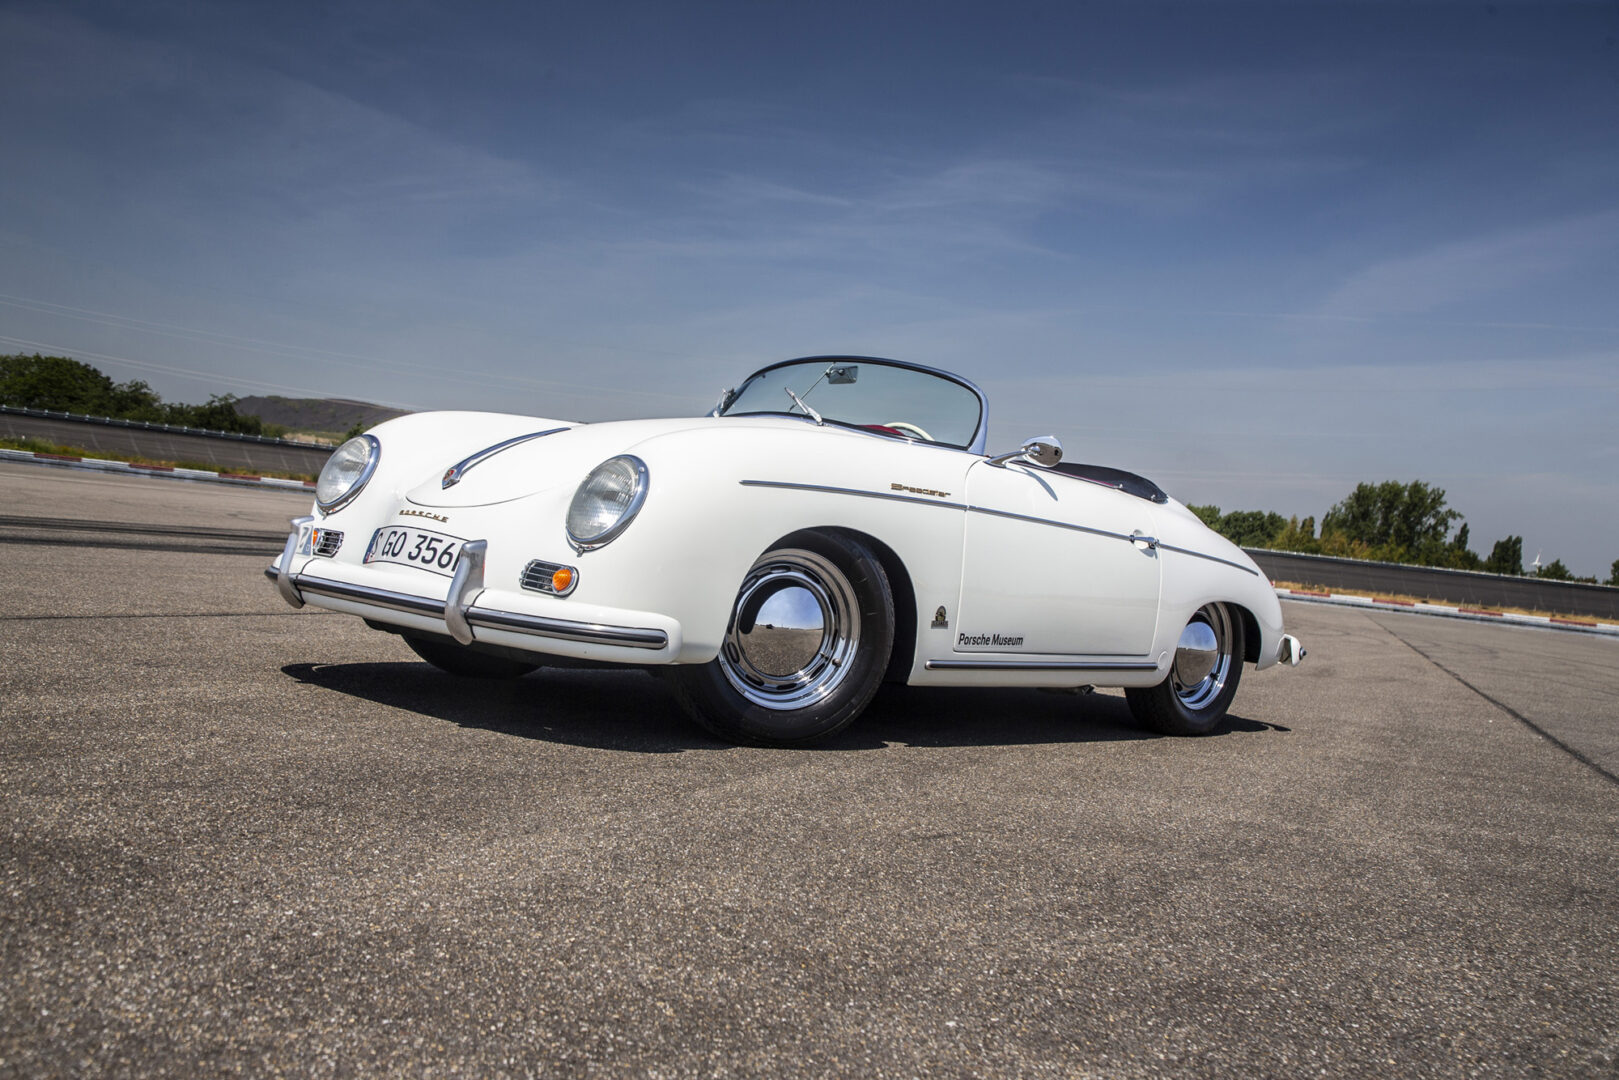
[987,434,1063,469]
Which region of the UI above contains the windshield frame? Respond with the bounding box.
[718,355,989,454]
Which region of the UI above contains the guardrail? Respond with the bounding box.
[1246,548,1619,621]
[0,403,332,448]
[0,409,334,475]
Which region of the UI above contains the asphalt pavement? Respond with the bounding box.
[2,461,1615,1078]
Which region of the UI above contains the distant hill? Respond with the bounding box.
[236,396,409,440]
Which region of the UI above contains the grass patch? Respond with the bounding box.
[1,436,315,483]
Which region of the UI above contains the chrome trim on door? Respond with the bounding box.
[739,479,964,510]
[960,504,1136,545]
[739,479,1257,575]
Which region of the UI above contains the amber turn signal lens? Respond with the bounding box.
[552,567,575,593]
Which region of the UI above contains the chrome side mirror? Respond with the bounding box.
[987,434,1063,469]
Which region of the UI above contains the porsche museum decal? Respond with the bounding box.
[399,508,450,523]
[957,632,1026,648]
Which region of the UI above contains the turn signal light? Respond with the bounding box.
[519,559,578,596]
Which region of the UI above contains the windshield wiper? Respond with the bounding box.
[783,387,823,425]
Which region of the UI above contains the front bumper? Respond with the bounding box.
[268,528,682,665]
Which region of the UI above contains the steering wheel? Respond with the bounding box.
[883,420,934,441]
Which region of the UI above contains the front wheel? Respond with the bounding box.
[670,534,894,746]
[1124,603,1244,735]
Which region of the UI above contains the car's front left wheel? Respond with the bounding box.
[1124,602,1245,735]
[670,533,894,746]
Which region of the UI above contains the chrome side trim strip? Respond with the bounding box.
[441,427,569,488]
[962,504,1134,545]
[739,479,1256,575]
[467,608,668,649]
[926,659,1160,671]
[289,575,668,650]
[1156,543,1261,576]
[739,479,964,511]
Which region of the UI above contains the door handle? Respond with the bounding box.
[1131,531,1158,551]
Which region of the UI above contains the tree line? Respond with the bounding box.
[0,353,281,437]
[1191,479,1619,586]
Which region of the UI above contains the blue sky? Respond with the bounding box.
[2,1,1617,575]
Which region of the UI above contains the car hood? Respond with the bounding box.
[401,417,718,508]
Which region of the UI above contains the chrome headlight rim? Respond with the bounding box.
[315,434,381,515]
[566,454,649,553]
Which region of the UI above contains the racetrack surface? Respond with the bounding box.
[2,461,1616,1078]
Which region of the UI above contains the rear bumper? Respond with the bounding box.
[268,548,681,665]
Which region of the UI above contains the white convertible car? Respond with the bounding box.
[269,356,1302,745]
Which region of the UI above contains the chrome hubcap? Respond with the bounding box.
[719,550,860,711]
[1172,604,1232,710]
[1173,621,1219,687]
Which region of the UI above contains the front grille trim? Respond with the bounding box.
[520,559,577,596]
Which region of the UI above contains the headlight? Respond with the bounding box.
[566,455,648,551]
[315,434,380,513]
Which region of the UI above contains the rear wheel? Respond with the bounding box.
[671,534,894,746]
[403,634,539,680]
[1124,603,1244,735]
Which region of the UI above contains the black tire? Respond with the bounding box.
[1124,603,1245,735]
[403,634,540,680]
[670,533,895,746]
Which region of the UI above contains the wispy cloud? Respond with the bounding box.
[1318,211,1619,317]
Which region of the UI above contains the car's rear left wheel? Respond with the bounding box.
[670,534,894,746]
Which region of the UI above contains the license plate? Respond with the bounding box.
[364,526,467,576]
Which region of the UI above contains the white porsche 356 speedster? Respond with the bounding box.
[268,356,1302,745]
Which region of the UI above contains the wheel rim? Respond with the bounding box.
[719,551,860,711]
[1172,604,1233,711]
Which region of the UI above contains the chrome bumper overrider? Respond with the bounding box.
[267,530,669,653]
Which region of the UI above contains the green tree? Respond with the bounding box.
[1215,510,1287,548]
[1609,559,1619,587]
[1536,558,1574,581]
[1187,504,1222,529]
[0,353,162,416]
[1321,480,1461,557]
[1441,521,1482,570]
[166,394,267,435]
[1272,515,1319,552]
[1484,536,1523,576]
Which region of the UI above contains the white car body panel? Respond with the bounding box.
[272,361,1296,704]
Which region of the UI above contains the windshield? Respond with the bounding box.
[719,358,985,450]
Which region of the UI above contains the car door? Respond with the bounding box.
[954,461,1161,656]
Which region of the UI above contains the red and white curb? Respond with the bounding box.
[0,447,315,493]
[1278,587,1619,638]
